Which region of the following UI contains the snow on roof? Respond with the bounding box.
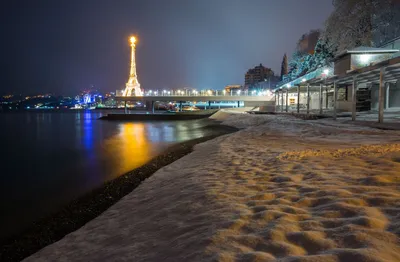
[348,46,399,53]
[335,46,399,59]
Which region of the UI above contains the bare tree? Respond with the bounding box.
[323,0,396,55]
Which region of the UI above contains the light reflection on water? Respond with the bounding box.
[0,111,212,240]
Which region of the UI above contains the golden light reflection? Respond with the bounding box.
[104,122,152,178]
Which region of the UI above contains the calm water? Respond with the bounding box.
[0,111,219,240]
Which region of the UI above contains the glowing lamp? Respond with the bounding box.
[360,54,371,64]
[130,36,136,44]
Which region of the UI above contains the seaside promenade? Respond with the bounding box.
[24,110,400,262]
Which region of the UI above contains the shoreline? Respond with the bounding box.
[14,112,400,262]
[0,122,238,262]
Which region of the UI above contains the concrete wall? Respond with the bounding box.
[371,84,379,110]
[337,101,352,111]
[334,55,351,76]
[389,81,400,108]
[244,101,275,107]
[309,93,321,109]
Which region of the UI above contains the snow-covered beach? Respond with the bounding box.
[24,111,400,262]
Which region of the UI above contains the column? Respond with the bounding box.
[151,101,155,114]
[285,89,289,112]
[237,101,240,108]
[386,83,390,109]
[281,90,284,112]
[306,84,310,115]
[326,87,329,109]
[351,78,357,121]
[179,101,183,112]
[275,92,278,111]
[378,67,385,123]
[319,84,323,115]
[297,85,300,113]
[124,101,127,114]
[333,82,337,120]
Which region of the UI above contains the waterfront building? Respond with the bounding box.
[244,64,275,90]
[274,45,400,123]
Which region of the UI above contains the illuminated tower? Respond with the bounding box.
[122,36,143,96]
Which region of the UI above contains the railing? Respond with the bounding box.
[116,89,274,97]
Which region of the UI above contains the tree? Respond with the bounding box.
[296,30,321,54]
[309,38,335,71]
[280,54,288,81]
[286,36,335,81]
[322,0,396,56]
[287,51,306,80]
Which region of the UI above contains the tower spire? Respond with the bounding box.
[122,36,143,96]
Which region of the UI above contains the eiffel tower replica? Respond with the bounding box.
[122,36,143,96]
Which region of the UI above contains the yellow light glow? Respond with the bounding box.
[104,123,151,178]
[130,36,136,44]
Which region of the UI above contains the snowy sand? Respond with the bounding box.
[25,112,400,262]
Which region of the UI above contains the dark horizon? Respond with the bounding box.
[2,0,333,95]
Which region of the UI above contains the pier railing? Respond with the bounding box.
[116,89,273,97]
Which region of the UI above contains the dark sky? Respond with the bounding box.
[1,0,333,95]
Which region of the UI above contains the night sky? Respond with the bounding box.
[1,0,333,95]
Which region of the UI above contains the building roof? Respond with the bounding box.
[274,66,333,90]
[335,46,399,60]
